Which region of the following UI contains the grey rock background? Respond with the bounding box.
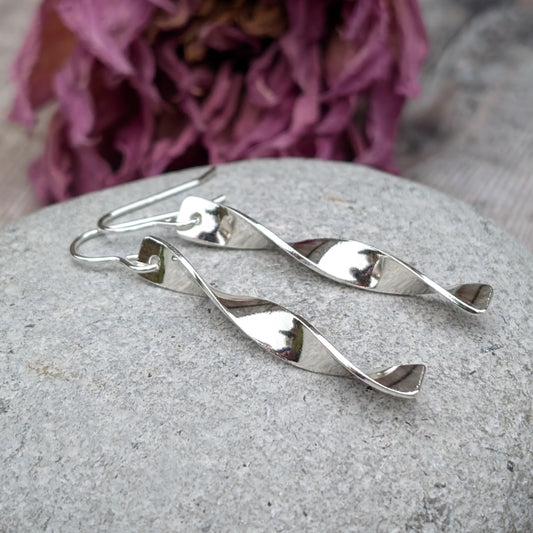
[1,159,531,531]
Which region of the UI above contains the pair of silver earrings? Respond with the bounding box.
[70,166,493,399]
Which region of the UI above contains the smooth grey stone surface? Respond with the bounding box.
[1,158,531,531]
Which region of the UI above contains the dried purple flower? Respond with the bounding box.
[10,0,427,203]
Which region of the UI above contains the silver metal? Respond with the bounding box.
[98,174,493,313]
[174,196,494,313]
[138,236,425,398]
[97,166,217,232]
[68,230,425,398]
[70,228,159,273]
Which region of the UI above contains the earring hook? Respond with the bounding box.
[97,166,218,233]
[70,228,159,273]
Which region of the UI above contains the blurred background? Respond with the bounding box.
[1,0,532,250]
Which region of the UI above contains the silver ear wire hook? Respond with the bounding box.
[97,166,217,233]
[69,230,426,398]
[70,228,159,273]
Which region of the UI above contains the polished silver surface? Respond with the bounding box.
[129,195,493,313]
[176,196,493,313]
[69,230,425,398]
[97,168,493,314]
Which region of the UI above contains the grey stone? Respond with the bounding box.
[0,158,531,531]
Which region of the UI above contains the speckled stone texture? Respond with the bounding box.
[1,159,531,531]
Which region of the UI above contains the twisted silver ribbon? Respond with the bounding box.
[137,236,425,398]
[172,196,493,314]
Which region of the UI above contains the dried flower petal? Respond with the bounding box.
[9,0,76,128]
[55,0,154,74]
[54,46,95,145]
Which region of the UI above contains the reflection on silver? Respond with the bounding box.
[174,196,493,314]
[70,230,425,398]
